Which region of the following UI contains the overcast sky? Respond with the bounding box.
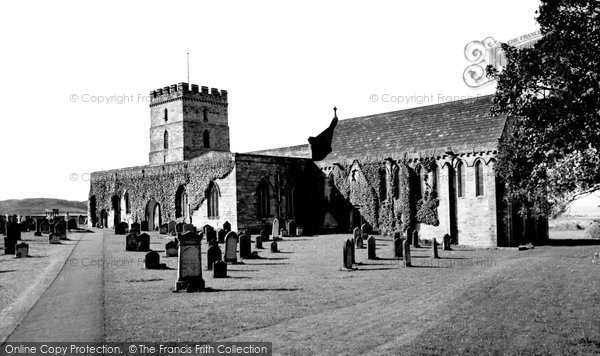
[0,0,541,201]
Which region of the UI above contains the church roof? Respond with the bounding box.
[323,94,506,162]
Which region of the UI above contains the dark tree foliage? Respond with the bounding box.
[488,0,600,216]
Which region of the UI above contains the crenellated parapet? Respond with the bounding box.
[149,82,228,107]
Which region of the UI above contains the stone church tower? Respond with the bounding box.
[148,82,229,164]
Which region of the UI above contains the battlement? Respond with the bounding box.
[149,82,228,104]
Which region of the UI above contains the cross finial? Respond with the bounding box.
[333,106,338,119]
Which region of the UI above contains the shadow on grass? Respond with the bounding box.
[25,255,49,258]
[0,270,17,274]
[127,278,164,283]
[204,287,301,292]
[353,267,399,271]
[244,262,289,266]
[541,239,600,246]
[227,269,259,272]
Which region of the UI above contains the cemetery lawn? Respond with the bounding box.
[102,231,600,355]
[0,232,82,343]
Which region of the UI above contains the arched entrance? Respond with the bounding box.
[145,199,161,231]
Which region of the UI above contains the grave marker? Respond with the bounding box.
[224,232,238,263]
[206,244,222,270]
[403,239,411,267]
[165,240,178,257]
[356,235,364,249]
[115,221,127,235]
[260,228,270,242]
[272,218,280,239]
[159,224,168,235]
[270,240,278,253]
[183,224,196,233]
[176,231,205,292]
[394,237,403,259]
[353,227,361,242]
[145,251,166,269]
[432,238,439,259]
[343,239,353,269]
[49,233,61,244]
[217,229,226,244]
[213,260,227,278]
[255,234,263,249]
[168,221,177,235]
[239,234,251,259]
[130,222,141,234]
[443,234,452,251]
[412,230,419,248]
[367,236,376,259]
[126,233,138,251]
[287,220,296,237]
[222,221,231,232]
[137,233,150,251]
[15,242,28,258]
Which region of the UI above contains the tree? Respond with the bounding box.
[488,0,600,217]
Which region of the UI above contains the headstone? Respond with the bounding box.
[403,239,411,267]
[159,224,168,235]
[412,230,419,248]
[141,221,149,231]
[222,221,231,232]
[270,240,278,253]
[19,221,28,232]
[176,231,205,292]
[176,223,184,233]
[0,217,5,235]
[165,240,178,257]
[280,228,289,237]
[272,218,280,239]
[130,222,141,234]
[367,236,376,259]
[206,245,222,270]
[351,236,356,264]
[393,237,403,259]
[202,224,213,237]
[40,219,50,234]
[443,234,452,251]
[287,220,296,237]
[67,218,78,230]
[224,232,238,263]
[255,234,263,249]
[213,260,227,278]
[353,227,361,242]
[361,223,369,234]
[432,238,439,259]
[356,235,364,249]
[136,233,150,251]
[115,221,127,235]
[343,239,353,269]
[168,221,177,235]
[15,242,29,258]
[183,224,196,233]
[260,228,270,242]
[34,219,42,236]
[126,233,138,251]
[296,226,303,236]
[217,229,226,244]
[145,251,165,269]
[55,220,67,239]
[206,230,217,244]
[4,223,19,254]
[239,234,251,259]
[49,233,61,244]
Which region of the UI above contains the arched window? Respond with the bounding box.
[415,166,425,198]
[164,108,168,122]
[203,130,210,148]
[207,182,219,218]
[257,180,271,218]
[164,131,169,149]
[175,185,188,219]
[429,164,438,191]
[456,161,465,198]
[122,192,130,214]
[475,160,484,196]
[203,107,208,121]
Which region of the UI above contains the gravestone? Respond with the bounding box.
[403,239,411,267]
[222,221,231,232]
[202,224,213,236]
[0,217,5,235]
[351,236,356,264]
[176,223,184,233]
[431,238,439,259]
[239,234,251,259]
[281,228,289,237]
[287,220,296,237]
[443,234,452,251]
[159,224,168,235]
[130,222,141,234]
[270,240,278,253]
[126,233,138,251]
[255,234,263,249]
[224,232,238,263]
[353,227,361,242]
[412,230,419,248]
[19,221,28,232]
[206,244,222,270]
[141,221,149,231]
[34,219,42,236]
[367,236,377,259]
[176,231,205,292]
[217,229,226,244]
[145,251,165,269]
[272,218,280,239]
[54,220,67,240]
[165,240,178,257]
[4,223,19,254]
[260,228,270,242]
[137,233,150,251]
[343,239,353,269]
[115,222,127,235]
[183,224,196,233]
[67,218,78,230]
[168,221,177,235]
[361,223,369,234]
[15,242,29,258]
[394,237,403,259]
[40,219,50,234]
[296,226,303,236]
[356,235,364,249]
[48,233,61,244]
[213,260,227,278]
[206,230,217,244]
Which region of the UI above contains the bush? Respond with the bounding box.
[584,222,600,240]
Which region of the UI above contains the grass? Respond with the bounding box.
[101,230,600,355]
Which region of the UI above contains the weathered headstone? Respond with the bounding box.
[137,233,150,251]
[176,222,184,233]
[287,220,296,237]
[40,219,50,234]
[145,251,165,269]
[176,231,205,292]
[224,231,238,263]
[206,229,217,244]
[4,223,19,254]
[432,238,439,259]
[141,221,149,231]
[168,221,177,235]
[54,220,67,240]
[48,233,61,244]
[255,234,263,249]
[239,234,251,259]
[130,222,141,234]
[353,227,361,242]
[361,223,369,234]
[270,240,278,253]
[403,239,411,267]
[394,237,403,259]
[206,244,222,270]
[34,219,42,236]
[159,224,168,235]
[343,239,353,269]
[367,236,376,259]
[296,226,303,236]
[272,218,280,239]
[443,234,452,251]
[260,228,270,242]
[202,224,213,237]
[412,230,419,248]
[115,221,127,235]
[183,223,196,233]
[356,235,364,249]
[222,221,231,232]
[217,229,226,244]
[126,233,138,251]
[281,228,289,237]
[67,218,78,230]
[19,221,28,232]
[15,242,29,258]
[213,260,227,278]
[165,240,178,257]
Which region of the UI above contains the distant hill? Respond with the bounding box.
[0,198,88,215]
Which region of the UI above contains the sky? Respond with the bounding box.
[0,0,541,201]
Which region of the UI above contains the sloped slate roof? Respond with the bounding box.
[324,94,505,161]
